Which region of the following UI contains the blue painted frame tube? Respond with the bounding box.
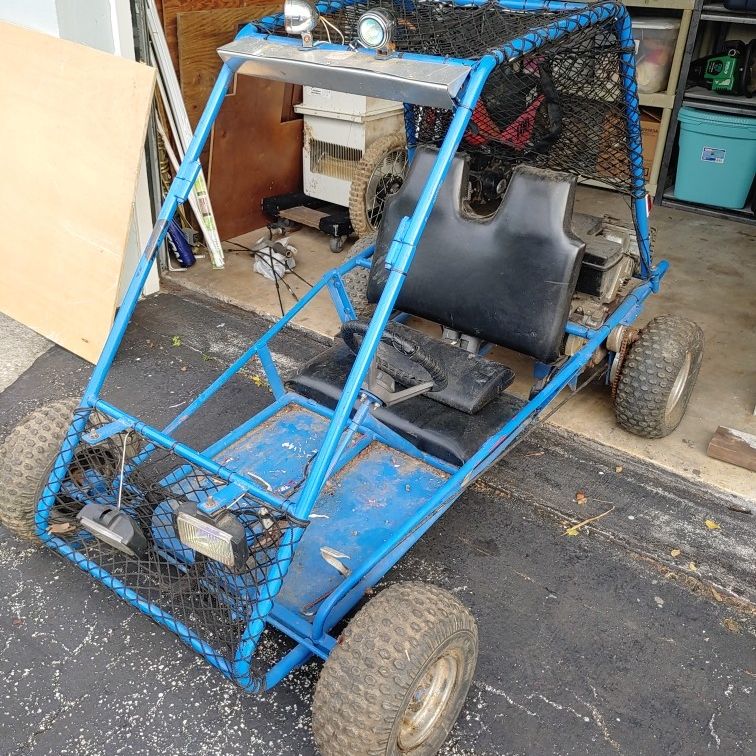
[93,400,288,510]
[161,247,370,436]
[229,57,497,684]
[311,269,664,639]
[35,63,240,539]
[289,56,497,524]
[495,1,621,61]
[613,4,653,278]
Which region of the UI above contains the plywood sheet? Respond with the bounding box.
[162,0,251,74]
[208,75,302,238]
[178,4,279,128]
[0,22,155,363]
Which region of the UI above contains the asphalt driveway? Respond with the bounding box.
[0,290,753,755]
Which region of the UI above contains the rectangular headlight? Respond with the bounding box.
[176,508,248,569]
[77,502,147,558]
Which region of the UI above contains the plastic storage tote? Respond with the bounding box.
[674,107,756,209]
[632,17,680,93]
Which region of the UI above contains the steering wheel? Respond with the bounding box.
[341,321,448,393]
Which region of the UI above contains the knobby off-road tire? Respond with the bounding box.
[0,398,79,540]
[614,315,704,438]
[343,233,376,320]
[349,132,408,238]
[312,582,479,756]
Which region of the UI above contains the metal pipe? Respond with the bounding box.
[312,271,663,638]
[162,250,369,436]
[93,400,287,510]
[290,56,497,525]
[613,4,654,277]
[231,57,497,680]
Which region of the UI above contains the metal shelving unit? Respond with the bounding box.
[625,0,696,196]
[684,85,756,115]
[700,2,756,24]
[655,1,756,224]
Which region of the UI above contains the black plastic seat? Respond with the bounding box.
[290,148,585,464]
[288,342,523,466]
[368,147,585,364]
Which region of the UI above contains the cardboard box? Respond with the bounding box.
[640,108,662,180]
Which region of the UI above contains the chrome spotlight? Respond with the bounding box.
[357,9,396,52]
[284,0,319,45]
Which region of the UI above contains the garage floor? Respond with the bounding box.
[166,186,756,499]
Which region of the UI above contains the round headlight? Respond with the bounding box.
[284,0,319,35]
[357,9,395,50]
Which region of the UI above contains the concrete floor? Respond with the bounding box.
[167,186,756,499]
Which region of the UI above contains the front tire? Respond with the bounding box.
[614,315,704,438]
[312,582,478,756]
[0,398,79,540]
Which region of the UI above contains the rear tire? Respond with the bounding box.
[349,132,408,238]
[614,315,704,438]
[0,398,79,540]
[343,233,376,320]
[312,582,478,756]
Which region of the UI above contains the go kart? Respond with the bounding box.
[0,1,704,753]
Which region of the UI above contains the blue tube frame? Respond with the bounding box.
[35,0,665,693]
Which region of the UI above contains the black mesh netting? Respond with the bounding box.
[43,409,305,684]
[262,1,641,196]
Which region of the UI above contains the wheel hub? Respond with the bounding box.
[398,651,459,751]
[665,352,691,421]
[366,148,407,229]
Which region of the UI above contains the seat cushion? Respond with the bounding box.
[367,147,585,363]
[288,342,524,466]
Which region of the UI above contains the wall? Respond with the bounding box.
[0,0,59,36]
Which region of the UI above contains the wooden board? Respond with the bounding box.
[208,75,303,238]
[162,0,253,74]
[279,206,328,226]
[0,22,155,363]
[178,4,279,128]
[707,426,756,473]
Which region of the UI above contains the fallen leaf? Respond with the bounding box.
[575,491,588,506]
[171,335,182,347]
[12,617,23,626]
[180,366,187,372]
[704,519,721,530]
[251,375,263,387]
[710,587,723,602]
[670,548,681,558]
[688,562,697,572]
[565,526,581,537]
[723,618,741,634]
[615,465,623,473]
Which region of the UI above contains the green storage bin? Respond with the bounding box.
[674,107,756,209]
